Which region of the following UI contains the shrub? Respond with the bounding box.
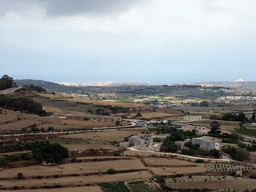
[71,157,77,163]
[47,127,54,131]
[195,159,204,163]
[17,173,23,179]
[107,168,118,174]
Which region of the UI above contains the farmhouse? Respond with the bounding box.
[192,136,221,150]
[182,125,210,135]
[120,134,168,152]
[183,115,202,121]
[66,114,121,122]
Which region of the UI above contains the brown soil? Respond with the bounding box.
[143,157,199,167]
[167,178,256,191]
[62,144,119,151]
[0,171,152,189]
[0,159,145,179]
[149,164,207,176]
[2,186,104,192]
[61,129,143,142]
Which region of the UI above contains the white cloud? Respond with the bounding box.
[0,0,255,51]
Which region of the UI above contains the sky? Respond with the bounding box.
[1,0,256,84]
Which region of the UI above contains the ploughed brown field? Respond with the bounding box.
[0,151,255,191]
[3,186,104,192]
[0,110,118,132]
[167,178,256,191]
[0,171,152,188]
[143,157,199,167]
[0,159,144,179]
[62,143,119,151]
[61,129,144,142]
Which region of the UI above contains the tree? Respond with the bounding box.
[238,112,246,122]
[208,121,221,135]
[0,75,14,90]
[47,127,54,131]
[17,172,23,179]
[199,101,209,107]
[252,112,255,122]
[32,142,68,163]
[135,112,142,117]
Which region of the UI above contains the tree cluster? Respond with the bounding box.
[222,146,250,161]
[32,141,69,163]
[0,95,47,116]
[199,101,209,107]
[162,127,198,153]
[0,75,15,91]
[30,84,46,93]
[222,112,247,122]
[182,143,221,158]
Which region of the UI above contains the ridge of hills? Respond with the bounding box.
[14,79,69,92]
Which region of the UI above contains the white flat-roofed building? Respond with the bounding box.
[192,136,221,150]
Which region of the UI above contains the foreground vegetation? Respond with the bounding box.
[0,95,47,116]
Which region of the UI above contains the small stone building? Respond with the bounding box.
[183,115,202,121]
[192,136,220,150]
[121,134,168,152]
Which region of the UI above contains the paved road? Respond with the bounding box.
[0,119,145,137]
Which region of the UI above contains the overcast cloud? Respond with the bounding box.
[1,0,256,83]
[0,0,147,17]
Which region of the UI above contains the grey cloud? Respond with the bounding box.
[0,0,149,17]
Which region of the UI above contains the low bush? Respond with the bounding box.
[17,173,23,179]
[107,168,118,174]
[195,159,204,163]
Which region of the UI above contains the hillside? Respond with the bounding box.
[14,79,70,92]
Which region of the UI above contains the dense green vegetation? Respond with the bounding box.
[0,95,47,116]
[235,127,256,137]
[181,142,221,158]
[181,147,221,158]
[30,84,46,92]
[0,141,68,164]
[158,127,198,153]
[0,141,46,153]
[222,112,247,122]
[0,153,33,164]
[0,75,15,91]
[32,141,68,163]
[222,146,250,161]
[100,182,130,192]
[208,121,221,135]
